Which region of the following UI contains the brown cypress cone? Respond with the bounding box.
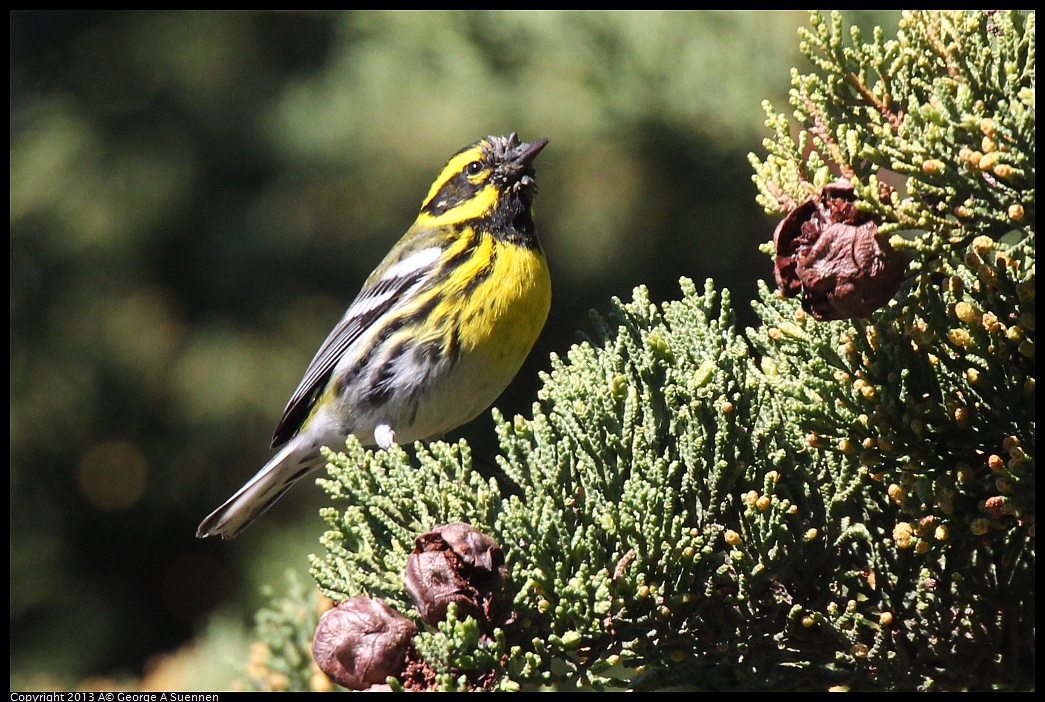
[403,522,513,629]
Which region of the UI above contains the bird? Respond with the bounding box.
[197,133,551,539]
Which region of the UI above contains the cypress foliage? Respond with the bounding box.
[250,11,1034,691]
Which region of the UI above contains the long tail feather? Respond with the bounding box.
[196,443,323,539]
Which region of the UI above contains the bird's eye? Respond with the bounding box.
[465,161,484,176]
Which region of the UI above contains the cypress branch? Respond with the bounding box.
[248,11,1033,691]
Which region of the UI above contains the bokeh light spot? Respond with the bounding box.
[78,440,149,510]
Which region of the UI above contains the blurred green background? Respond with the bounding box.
[10,10,900,690]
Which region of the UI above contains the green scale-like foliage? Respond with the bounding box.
[242,571,329,692]
[494,280,792,688]
[252,10,1032,691]
[748,239,1034,690]
[745,9,1034,689]
[309,280,856,690]
[751,10,1034,248]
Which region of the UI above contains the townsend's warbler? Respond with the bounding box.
[197,133,551,539]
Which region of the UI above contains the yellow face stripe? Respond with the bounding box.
[422,143,487,205]
[415,141,501,229]
[416,187,499,230]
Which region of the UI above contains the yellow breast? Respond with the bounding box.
[451,234,551,365]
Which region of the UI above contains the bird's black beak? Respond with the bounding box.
[509,137,549,170]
